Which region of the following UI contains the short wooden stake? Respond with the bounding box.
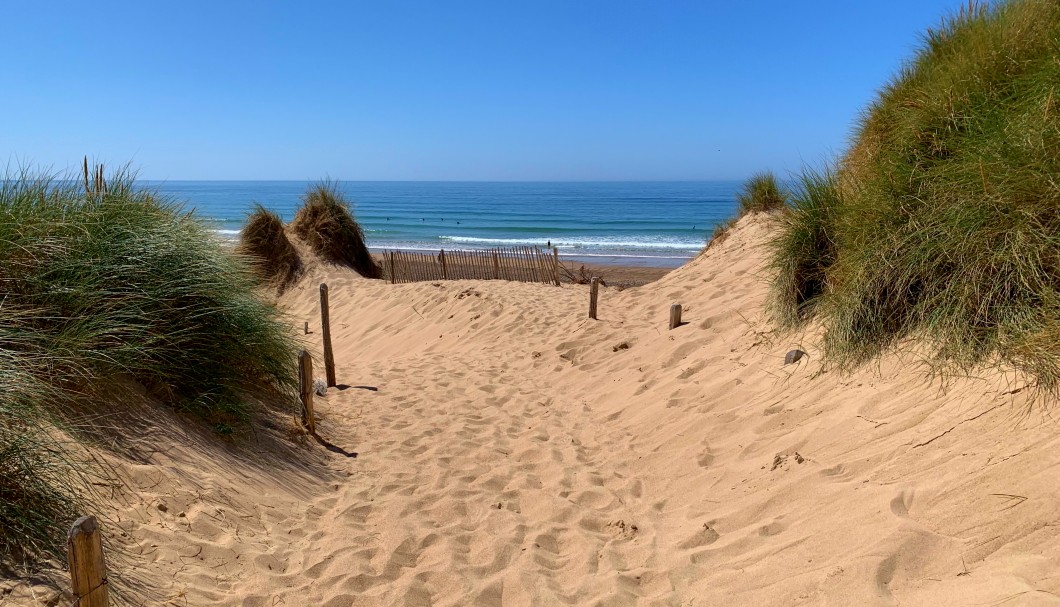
[319,284,336,387]
[669,303,683,330]
[439,249,448,280]
[492,251,500,279]
[588,277,600,320]
[68,515,109,607]
[304,321,309,335]
[298,349,316,434]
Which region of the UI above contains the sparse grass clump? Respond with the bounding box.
[706,171,788,249]
[291,183,381,278]
[736,172,788,215]
[0,165,298,570]
[239,204,303,291]
[770,0,1060,390]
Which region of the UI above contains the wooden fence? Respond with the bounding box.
[383,247,560,285]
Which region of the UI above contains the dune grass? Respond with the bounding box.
[736,172,788,215]
[0,165,299,570]
[770,0,1060,390]
[239,204,303,292]
[290,183,381,278]
[707,171,788,249]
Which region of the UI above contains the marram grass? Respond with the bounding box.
[0,166,298,570]
[770,0,1060,391]
[706,170,788,249]
[291,182,381,278]
[239,204,303,291]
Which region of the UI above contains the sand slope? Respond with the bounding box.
[6,215,1060,606]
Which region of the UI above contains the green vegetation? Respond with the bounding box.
[0,166,298,569]
[239,204,303,292]
[291,183,381,278]
[770,0,1060,389]
[707,170,788,249]
[736,171,788,215]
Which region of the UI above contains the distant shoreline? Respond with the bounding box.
[369,251,675,288]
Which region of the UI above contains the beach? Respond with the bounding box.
[9,214,1059,606]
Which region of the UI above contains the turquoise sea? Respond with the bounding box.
[150,181,740,268]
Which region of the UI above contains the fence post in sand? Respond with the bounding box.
[68,515,109,607]
[304,321,309,335]
[588,277,600,320]
[552,247,561,286]
[319,284,336,387]
[388,251,396,284]
[669,304,683,330]
[439,249,448,280]
[492,251,500,279]
[298,349,316,433]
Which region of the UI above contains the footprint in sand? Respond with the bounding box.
[678,524,720,550]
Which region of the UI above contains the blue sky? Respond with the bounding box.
[3,1,962,181]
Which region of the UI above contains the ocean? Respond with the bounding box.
[149,181,740,268]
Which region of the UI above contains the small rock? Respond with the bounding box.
[157,503,168,512]
[313,378,327,396]
[794,452,805,464]
[784,349,808,365]
[612,342,630,352]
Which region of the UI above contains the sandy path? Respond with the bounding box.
[6,215,1059,606]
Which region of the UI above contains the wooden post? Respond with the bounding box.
[552,247,561,286]
[304,321,309,335]
[669,304,683,330]
[68,516,109,607]
[439,249,449,280]
[588,277,600,320]
[298,349,316,434]
[319,284,336,387]
[492,251,500,279]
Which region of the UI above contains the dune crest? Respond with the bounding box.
[8,214,1059,606]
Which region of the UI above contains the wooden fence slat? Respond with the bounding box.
[552,246,561,286]
[527,247,538,283]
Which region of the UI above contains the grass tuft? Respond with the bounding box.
[290,183,381,278]
[706,170,788,249]
[239,204,303,292]
[736,171,788,215]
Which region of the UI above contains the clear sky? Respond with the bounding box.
[3,1,963,181]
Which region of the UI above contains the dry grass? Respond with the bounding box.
[239,204,303,292]
[291,183,381,279]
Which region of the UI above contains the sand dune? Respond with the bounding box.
[7,215,1060,606]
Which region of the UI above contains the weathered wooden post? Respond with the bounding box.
[319,284,336,387]
[298,349,316,434]
[552,247,561,286]
[304,321,309,335]
[492,251,500,279]
[669,304,683,330]
[439,249,449,280]
[588,277,600,320]
[68,516,109,607]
